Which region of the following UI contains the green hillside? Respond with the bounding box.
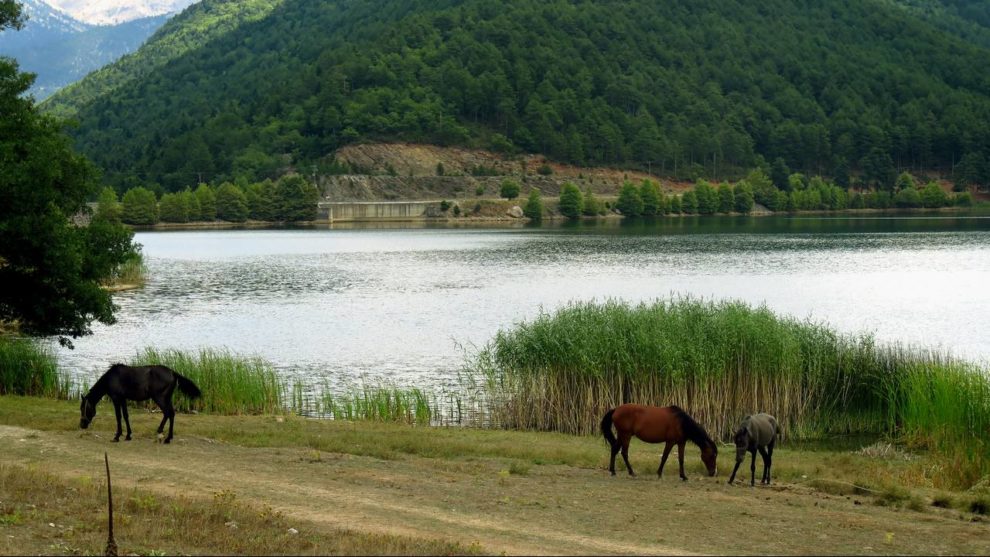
[41,0,284,119]
[52,0,990,192]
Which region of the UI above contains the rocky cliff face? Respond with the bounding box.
[324,143,685,202]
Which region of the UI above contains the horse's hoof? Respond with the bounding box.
[112,438,120,443]
[163,438,171,444]
[125,437,131,441]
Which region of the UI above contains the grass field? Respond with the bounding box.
[1,396,988,555]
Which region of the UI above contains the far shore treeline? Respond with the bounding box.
[104,167,975,225]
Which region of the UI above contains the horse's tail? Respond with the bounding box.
[175,373,202,399]
[600,408,617,448]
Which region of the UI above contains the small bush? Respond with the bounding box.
[440,200,451,212]
[537,164,553,176]
[475,185,485,196]
[500,179,521,200]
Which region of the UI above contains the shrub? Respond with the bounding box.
[216,182,249,222]
[523,189,543,220]
[194,183,217,221]
[894,186,922,208]
[158,192,189,223]
[733,183,754,213]
[558,182,583,219]
[95,187,122,222]
[537,164,553,176]
[121,187,159,225]
[718,182,735,213]
[500,179,521,200]
[582,189,601,216]
[616,182,643,217]
[639,180,660,216]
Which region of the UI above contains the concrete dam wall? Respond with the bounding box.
[318,201,440,222]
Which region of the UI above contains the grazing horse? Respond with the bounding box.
[728,413,778,486]
[601,404,718,479]
[80,364,201,444]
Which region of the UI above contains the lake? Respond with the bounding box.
[54,215,990,392]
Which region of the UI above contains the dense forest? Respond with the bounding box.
[47,0,990,193]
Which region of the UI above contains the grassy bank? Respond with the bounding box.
[471,298,990,488]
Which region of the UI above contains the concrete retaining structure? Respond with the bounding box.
[318,200,441,222]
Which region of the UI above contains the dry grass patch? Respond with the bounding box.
[0,464,477,556]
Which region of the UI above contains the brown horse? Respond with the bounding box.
[601,404,718,479]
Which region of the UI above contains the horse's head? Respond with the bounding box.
[733,426,750,463]
[701,441,718,477]
[79,396,95,429]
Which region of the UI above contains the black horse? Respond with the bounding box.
[80,364,201,443]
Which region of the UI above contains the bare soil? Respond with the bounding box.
[322,143,692,202]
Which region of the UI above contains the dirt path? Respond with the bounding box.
[2,424,988,555]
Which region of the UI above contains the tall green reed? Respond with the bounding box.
[307,383,448,426]
[470,296,990,485]
[132,347,284,414]
[0,337,72,398]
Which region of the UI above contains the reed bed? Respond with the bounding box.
[0,337,72,398]
[313,384,436,426]
[132,348,284,414]
[469,297,990,485]
[105,251,148,289]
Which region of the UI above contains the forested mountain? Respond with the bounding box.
[50,0,990,192]
[42,0,283,118]
[0,0,166,99]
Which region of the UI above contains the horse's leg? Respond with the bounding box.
[677,441,687,481]
[164,399,176,444]
[608,438,620,476]
[121,403,132,441]
[111,400,123,442]
[750,449,757,487]
[728,459,742,484]
[152,396,169,435]
[619,432,634,476]
[766,439,775,485]
[758,446,770,485]
[657,441,674,478]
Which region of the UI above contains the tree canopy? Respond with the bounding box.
[0,1,136,345]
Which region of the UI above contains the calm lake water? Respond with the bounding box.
[55,215,990,391]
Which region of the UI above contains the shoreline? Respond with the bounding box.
[125,205,990,230]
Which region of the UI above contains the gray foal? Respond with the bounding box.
[728,413,778,486]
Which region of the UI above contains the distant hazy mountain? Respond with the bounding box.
[0,0,168,99]
[44,0,198,24]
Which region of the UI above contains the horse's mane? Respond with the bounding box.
[671,406,716,451]
[86,364,127,399]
